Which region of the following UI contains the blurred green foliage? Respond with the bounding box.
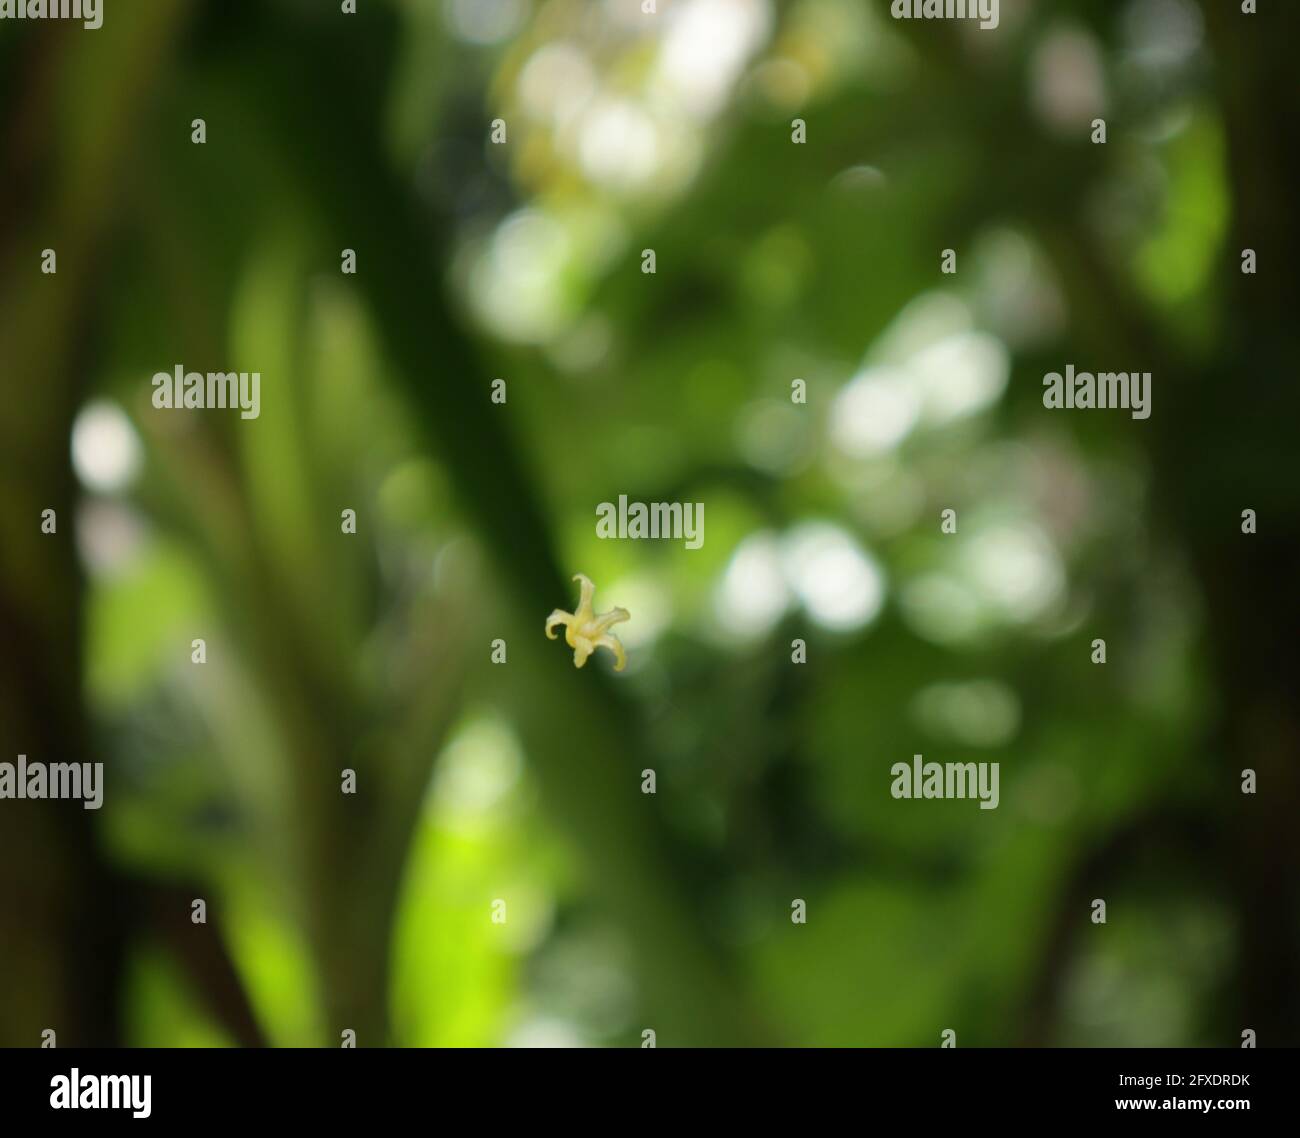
[1,0,1297,1048]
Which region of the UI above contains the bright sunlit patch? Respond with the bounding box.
[577,98,661,191]
[443,0,527,45]
[605,576,670,654]
[469,209,573,342]
[1030,27,1107,134]
[431,716,524,823]
[75,499,148,579]
[780,522,885,632]
[546,314,614,375]
[653,0,773,119]
[714,531,789,638]
[971,228,1067,349]
[518,42,597,127]
[835,293,1009,444]
[505,1016,588,1048]
[911,679,1021,748]
[829,164,887,193]
[872,291,972,363]
[908,331,1010,426]
[965,522,1065,622]
[71,400,143,493]
[899,573,985,645]
[829,365,920,458]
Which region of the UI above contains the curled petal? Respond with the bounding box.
[545,610,572,640]
[572,573,595,618]
[596,633,627,672]
[592,606,630,634]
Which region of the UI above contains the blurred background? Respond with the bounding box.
[1,0,1297,1048]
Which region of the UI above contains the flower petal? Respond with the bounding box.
[545,609,573,639]
[592,606,630,633]
[595,633,627,672]
[572,573,595,619]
